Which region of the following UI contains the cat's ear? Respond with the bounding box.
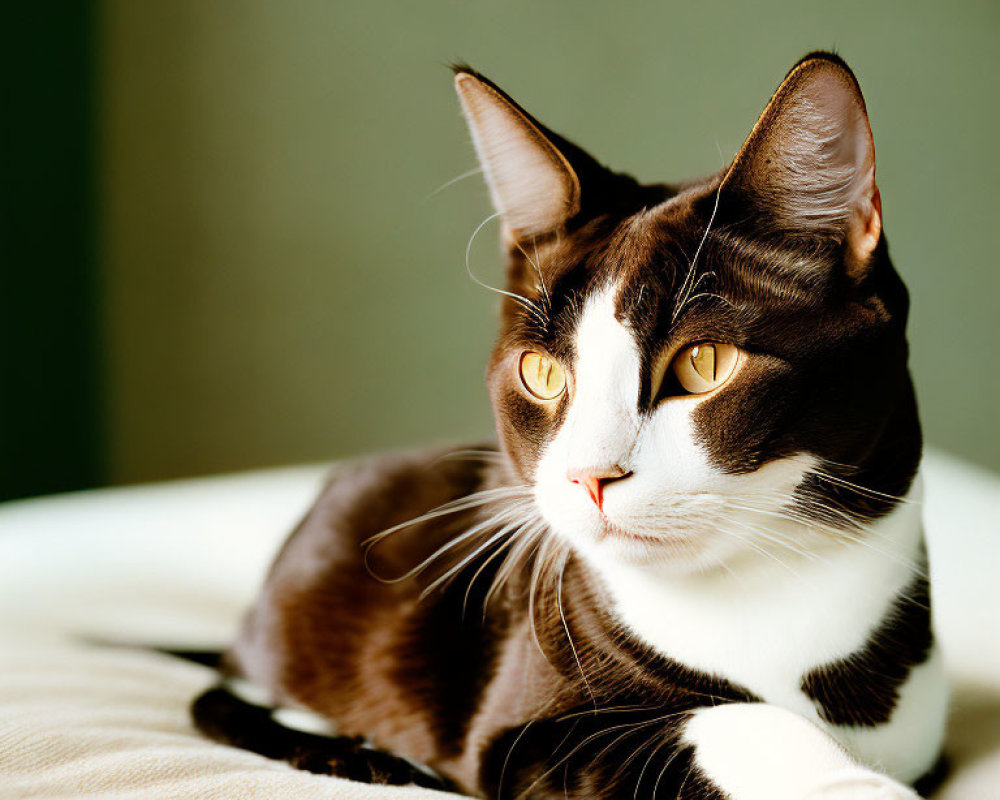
[722,53,882,271]
[453,68,581,238]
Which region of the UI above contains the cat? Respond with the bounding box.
[189,52,948,799]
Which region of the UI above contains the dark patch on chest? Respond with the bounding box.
[801,574,932,726]
[913,754,949,798]
[481,702,733,800]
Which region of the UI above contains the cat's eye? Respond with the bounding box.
[519,351,566,401]
[671,342,740,395]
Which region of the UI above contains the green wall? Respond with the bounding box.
[101,1,1000,484]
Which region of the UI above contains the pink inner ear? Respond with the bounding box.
[848,182,882,272]
[867,184,883,245]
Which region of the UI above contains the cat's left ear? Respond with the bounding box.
[722,53,882,273]
[453,68,581,239]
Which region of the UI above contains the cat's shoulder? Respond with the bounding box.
[268,443,502,565]
[311,443,500,523]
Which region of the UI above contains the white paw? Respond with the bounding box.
[803,769,921,800]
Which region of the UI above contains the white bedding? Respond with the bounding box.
[0,451,997,799]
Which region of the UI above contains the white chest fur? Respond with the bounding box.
[594,491,949,782]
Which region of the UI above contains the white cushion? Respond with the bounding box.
[0,451,996,799]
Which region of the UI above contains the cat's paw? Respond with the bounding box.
[288,738,456,792]
[803,769,921,800]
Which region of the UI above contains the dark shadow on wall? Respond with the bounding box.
[0,3,105,501]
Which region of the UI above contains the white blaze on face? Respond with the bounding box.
[533,286,638,561]
[532,283,815,573]
[562,287,642,473]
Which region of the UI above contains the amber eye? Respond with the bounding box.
[671,342,740,394]
[519,351,567,401]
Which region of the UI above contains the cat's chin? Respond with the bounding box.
[545,511,726,573]
[599,518,698,553]
[595,529,723,572]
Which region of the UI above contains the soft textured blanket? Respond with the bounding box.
[0,453,997,799]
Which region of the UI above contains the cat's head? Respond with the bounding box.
[454,53,920,574]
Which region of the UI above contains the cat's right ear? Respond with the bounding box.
[719,53,882,274]
[453,68,581,239]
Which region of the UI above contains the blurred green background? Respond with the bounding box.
[4,1,998,499]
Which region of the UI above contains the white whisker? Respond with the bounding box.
[672,178,723,323]
[556,550,596,707]
[466,212,547,326]
[421,166,483,203]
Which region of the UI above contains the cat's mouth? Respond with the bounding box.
[597,516,689,547]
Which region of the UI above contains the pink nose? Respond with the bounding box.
[567,465,631,511]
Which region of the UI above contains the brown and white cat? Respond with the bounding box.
[190,53,948,799]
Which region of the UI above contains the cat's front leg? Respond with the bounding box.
[683,703,920,800]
